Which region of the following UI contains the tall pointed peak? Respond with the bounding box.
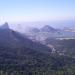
[43,25,54,29]
[41,25,56,32]
[0,22,9,29]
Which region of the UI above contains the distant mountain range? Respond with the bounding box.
[8,20,75,32]
[22,25,75,43]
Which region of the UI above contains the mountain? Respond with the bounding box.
[24,25,59,42]
[40,25,57,32]
[0,22,9,29]
[0,23,52,72]
[30,28,40,33]
[25,27,40,34]
[0,23,75,75]
[0,23,51,53]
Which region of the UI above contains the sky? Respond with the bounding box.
[0,0,75,23]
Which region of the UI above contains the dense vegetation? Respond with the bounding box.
[1,45,75,75]
[1,39,75,75]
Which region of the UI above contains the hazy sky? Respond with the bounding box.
[0,0,75,23]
